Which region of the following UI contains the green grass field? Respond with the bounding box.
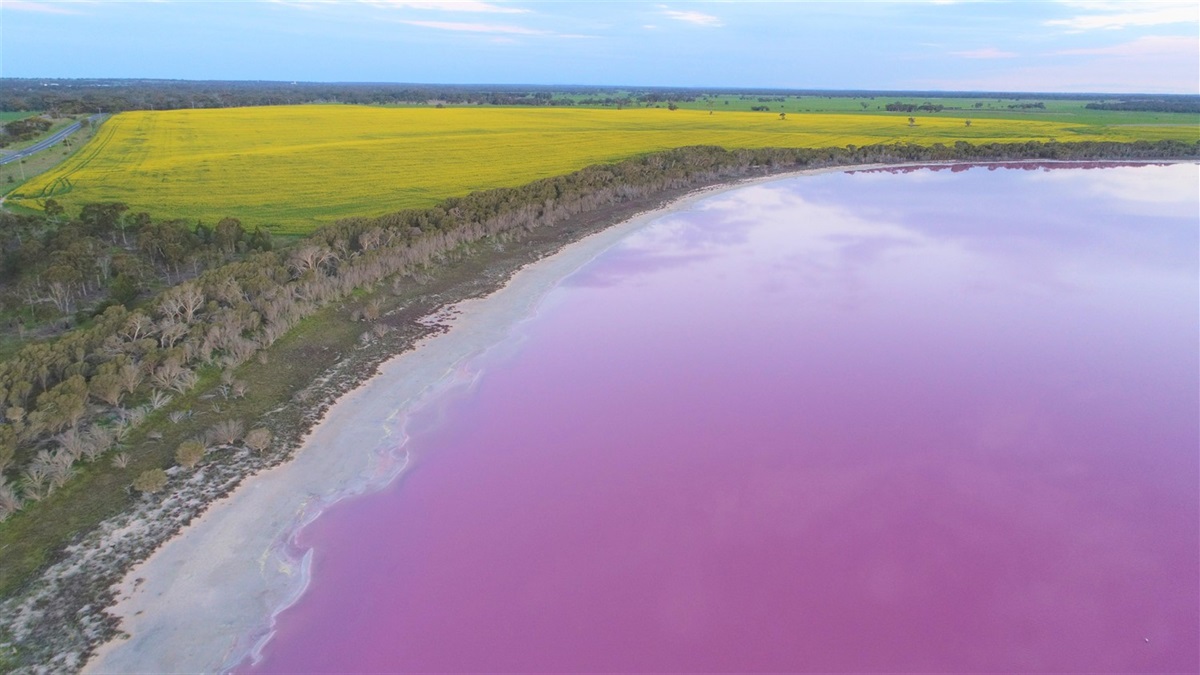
[0,111,40,124]
[9,104,1198,234]
[559,93,1197,125]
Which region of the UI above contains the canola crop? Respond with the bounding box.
[11,105,1198,234]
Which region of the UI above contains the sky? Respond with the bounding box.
[1,0,1197,94]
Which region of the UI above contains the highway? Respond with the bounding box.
[0,113,106,166]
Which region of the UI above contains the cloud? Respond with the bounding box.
[658,6,723,27]
[265,0,327,10]
[399,19,545,34]
[951,47,1018,59]
[394,10,595,38]
[363,1,529,13]
[1047,1,1198,31]
[1055,34,1199,57]
[2,0,84,14]
[914,48,1199,94]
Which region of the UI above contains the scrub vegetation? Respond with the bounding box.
[9,105,1198,233]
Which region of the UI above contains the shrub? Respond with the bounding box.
[133,468,167,493]
[0,481,22,521]
[207,419,244,446]
[175,439,206,469]
[243,427,272,453]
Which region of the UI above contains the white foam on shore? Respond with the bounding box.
[82,166,895,674]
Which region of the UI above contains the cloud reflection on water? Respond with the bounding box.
[561,162,1197,332]
[800,163,1199,273]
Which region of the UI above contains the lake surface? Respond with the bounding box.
[246,163,1199,673]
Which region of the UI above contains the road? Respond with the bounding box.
[0,113,106,166]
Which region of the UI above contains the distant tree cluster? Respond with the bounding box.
[885,102,945,113]
[1007,102,1046,109]
[1086,99,1200,114]
[635,92,698,105]
[0,203,272,327]
[0,80,587,114]
[0,115,52,147]
[576,96,636,108]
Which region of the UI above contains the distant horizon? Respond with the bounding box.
[3,77,1198,100]
[2,1,1197,95]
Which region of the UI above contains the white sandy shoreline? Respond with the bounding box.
[82,159,1185,673]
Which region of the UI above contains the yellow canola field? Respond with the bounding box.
[12,105,1196,234]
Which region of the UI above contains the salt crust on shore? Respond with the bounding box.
[83,161,1017,673]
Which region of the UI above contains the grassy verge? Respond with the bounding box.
[0,120,101,197]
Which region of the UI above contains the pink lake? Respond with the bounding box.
[246,164,1199,673]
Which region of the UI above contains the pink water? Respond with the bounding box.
[248,164,1199,673]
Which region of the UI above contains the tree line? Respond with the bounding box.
[1085,99,1200,114]
[0,81,706,114]
[0,80,592,114]
[885,101,945,113]
[9,80,1190,115]
[0,138,1196,522]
